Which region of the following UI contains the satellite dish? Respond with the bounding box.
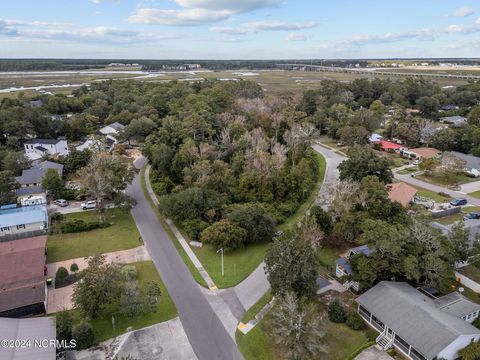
[459,287,465,293]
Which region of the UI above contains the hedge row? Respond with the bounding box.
[60,219,110,233]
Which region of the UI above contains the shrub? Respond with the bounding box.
[366,329,378,342]
[121,265,138,281]
[328,299,347,323]
[460,342,480,360]
[72,321,95,350]
[70,263,79,273]
[472,316,480,329]
[310,206,333,234]
[56,310,73,342]
[56,267,69,282]
[61,219,110,233]
[181,219,209,241]
[346,312,364,330]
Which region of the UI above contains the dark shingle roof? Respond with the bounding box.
[16,161,63,185]
[24,138,61,145]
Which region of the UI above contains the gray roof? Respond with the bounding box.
[109,122,124,131]
[24,138,61,145]
[350,245,373,256]
[434,292,480,318]
[0,317,56,360]
[441,116,467,126]
[356,281,480,359]
[15,185,44,196]
[16,161,63,186]
[447,151,480,170]
[335,257,352,274]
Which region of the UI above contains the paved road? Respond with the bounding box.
[126,158,243,360]
[312,142,345,207]
[394,172,480,206]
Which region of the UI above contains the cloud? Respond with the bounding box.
[346,20,480,46]
[174,0,281,12]
[451,6,474,17]
[0,18,180,44]
[128,0,282,26]
[210,20,316,35]
[285,33,308,42]
[127,8,233,25]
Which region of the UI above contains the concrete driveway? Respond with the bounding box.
[460,180,480,194]
[47,285,74,313]
[68,317,197,360]
[355,346,394,360]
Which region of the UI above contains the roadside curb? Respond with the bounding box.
[144,165,218,291]
[237,297,275,335]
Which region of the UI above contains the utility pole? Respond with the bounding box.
[217,248,224,276]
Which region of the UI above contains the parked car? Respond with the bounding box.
[54,199,68,207]
[464,212,480,220]
[81,200,96,210]
[450,198,468,206]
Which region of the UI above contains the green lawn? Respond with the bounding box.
[236,319,281,360]
[316,247,340,275]
[458,265,480,285]
[469,191,480,198]
[417,172,477,187]
[58,261,177,344]
[241,291,273,323]
[236,304,369,360]
[140,167,208,288]
[192,241,271,288]
[47,209,142,263]
[413,186,452,203]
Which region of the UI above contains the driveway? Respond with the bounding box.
[460,180,480,194]
[47,285,74,313]
[354,345,394,360]
[126,158,243,360]
[68,317,197,360]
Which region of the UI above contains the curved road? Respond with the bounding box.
[126,158,243,360]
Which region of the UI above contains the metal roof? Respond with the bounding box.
[15,186,45,197]
[0,317,56,360]
[0,205,47,228]
[357,281,480,359]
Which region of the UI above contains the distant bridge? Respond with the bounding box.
[277,63,480,80]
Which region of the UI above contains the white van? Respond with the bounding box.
[81,200,96,210]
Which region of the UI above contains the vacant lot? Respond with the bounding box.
[47,208,141,263]
[60,261,177,343]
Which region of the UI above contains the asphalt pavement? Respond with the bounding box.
[126,158,244,360]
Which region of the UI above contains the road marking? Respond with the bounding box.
[237,322,247,330]
[209,285,218,291]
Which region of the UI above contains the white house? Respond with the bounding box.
[96,122,125,150]
[357,281,480,360]
[23,138,69,161]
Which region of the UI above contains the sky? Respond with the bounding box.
[1,0,480,59]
